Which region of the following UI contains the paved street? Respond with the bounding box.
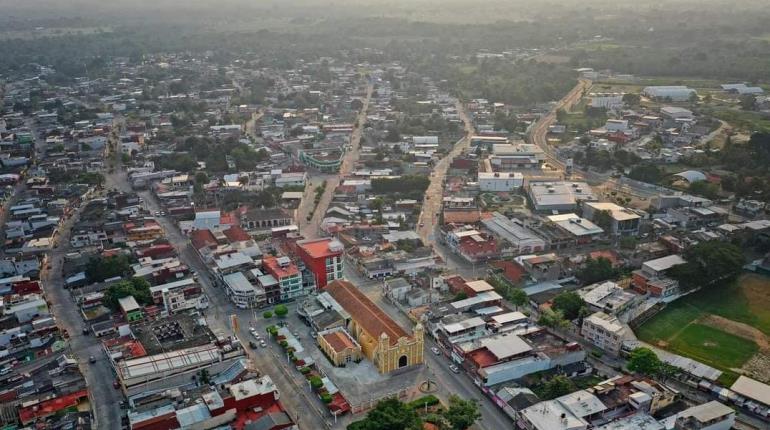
[299,84,373,239]
[417,100,474,246]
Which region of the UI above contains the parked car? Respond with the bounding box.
[249,341,258,349]
[89,355,96,364]
[431,347,441,355]
[449,364,460,373]
[259,340,267,347]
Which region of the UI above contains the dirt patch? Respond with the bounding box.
[656,341,669,347]
[739,353,770,384]
[699,314,770,352]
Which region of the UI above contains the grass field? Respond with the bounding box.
[636,274,770,376]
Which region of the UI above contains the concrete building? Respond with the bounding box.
[581,312,632,355]
[295,238,344,289]
[326,280,424,374]
[478,171,524,192]
[582,202,641,236]
[489,143,546,171]
[317,327,362,366]
[528,182,596,212]
[482,212,546,255]
[669,401,735,430]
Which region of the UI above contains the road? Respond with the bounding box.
[529,78,592,172]
[299,84,373,239]
[342,265,512,430]
[101,150,334,429]
[417,100,474,246]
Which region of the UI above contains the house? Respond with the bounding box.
[666,401,735,430]
[239,208,293,231]
[632,255,687,297]
[262,256,307,302]
[118,296,143,323]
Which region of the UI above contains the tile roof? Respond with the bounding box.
[223,226,251,243]
[322,330,357,353]
[326,280,409,345]
[190,229,218,250]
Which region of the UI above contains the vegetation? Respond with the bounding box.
[668,241,745,291]
[348,395,480,430]
[263,311,273,319]
[551,291,588,321]
[274,304,289,318]
[371,175,430,195]
[104,278,152,310]
[576,257,617,285]
[85,254,131,283]
[626,347,662,376]
[534,375,576,400]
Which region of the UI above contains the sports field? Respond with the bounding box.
[636,274,770,383]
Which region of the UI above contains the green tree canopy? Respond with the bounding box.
[627,347,662,376]
[104,278,152,310]
[540,375,577,400]
[443,395,481,430]
[668,241,745,291]
[274,304,289,317]
[85,254,131,283]
[551,291,587,321]
[577,257,617,285]
[347,398,421,430]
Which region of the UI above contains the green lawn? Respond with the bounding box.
[668,324,758,369]
[686,274,770,336]
[635,300,703,344]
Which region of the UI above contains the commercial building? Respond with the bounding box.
[262,256,308,301]
[582,202,641,236]
[223,271,264,309]
[295,237,344,289]
[489,143,546,171]
[642,86,697,102]
[528,182,596,212]
[632,255,687,297]
[666,401,735,430]
[482,212,546,255]
[326,280,424,373]
[478,171,524,192]
[546,213,604,243]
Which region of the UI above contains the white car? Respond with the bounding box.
[259,340,267,348]
[449,364,460,374]
[431,347,441,355]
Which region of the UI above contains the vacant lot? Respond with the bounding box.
[636,274,770,382]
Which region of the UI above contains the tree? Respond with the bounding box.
[385,127,401,143]
[577,257,617,285]
[442,395,481,430]
[593,209,614,232]
[540,375,576,400]
[551,291,587,321]
[627,347,662,376]
[628,164,663,183]
[347,398,421,430]
[104,278,152,310]
[263,311,273,319]
[309,376,323,390]
[538,309,569,329]
[274,304,289,318]
[195,171,209,185]
[668,241,745,291]
[85,254,131,283]
[622,93,641,106]
[508,288,528,310]
[619,236,638,250]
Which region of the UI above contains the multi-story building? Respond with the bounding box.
[295,238,344,289]
[581,311,632,356]
[582,202,641,236]
[671,401,735,430]
[262,256,307,301]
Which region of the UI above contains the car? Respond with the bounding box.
[449,364,460,373]
[89,355,96,364]
[259,340,267,347]
[113,379,120,389]
[249,341,258,349]
[292,331,300,338]
[154,211,160,216]
[82,327,89,335]
[431,347,441,355]
[160,211,166,216]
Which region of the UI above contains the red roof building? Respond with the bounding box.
[190,229,218,251]
[18,389,89,425]
[295,238,344,289]
[223,226,251,243]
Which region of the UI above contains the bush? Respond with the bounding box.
[299,367,311,375]
[274,304,289,317]
[320,393,333,404]
[279,340,288,348]
[267,326,278,337]
[407,395,440,410]
[309,376,323,390]
[263,311,273,319]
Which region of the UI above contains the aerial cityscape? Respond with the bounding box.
[1,1,770,429]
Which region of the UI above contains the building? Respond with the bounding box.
[582,202,641,236]
[669,401,735,430]
[119,296,143,323]
[478,171,524,192]
[239,208,293,231]
[589,93,625,109]
[223,271,264,309]
[546,213,604,243]
[489,143,546,171]
[528,182,596,212]
[632,255,686,297]
[642,86,697,102]
[519,390,607,430]
[325,280,424,373]
[729,376,770,412]
[295,238,344,289]
[482,212,546,254]
[317,327,362,366]
[578,281,639,316]
[661,106,694,120]
[262,256,307,301]
[581,312,632,355]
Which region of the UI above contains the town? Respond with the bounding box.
[2,2,770,430]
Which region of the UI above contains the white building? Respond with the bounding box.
[223,272,263,309]
[528,182,596,212]
[478,171,524,192]
[642,86,697,102]
[665,401,735,430]
[581,311,632,355]
[589,93,625,110]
